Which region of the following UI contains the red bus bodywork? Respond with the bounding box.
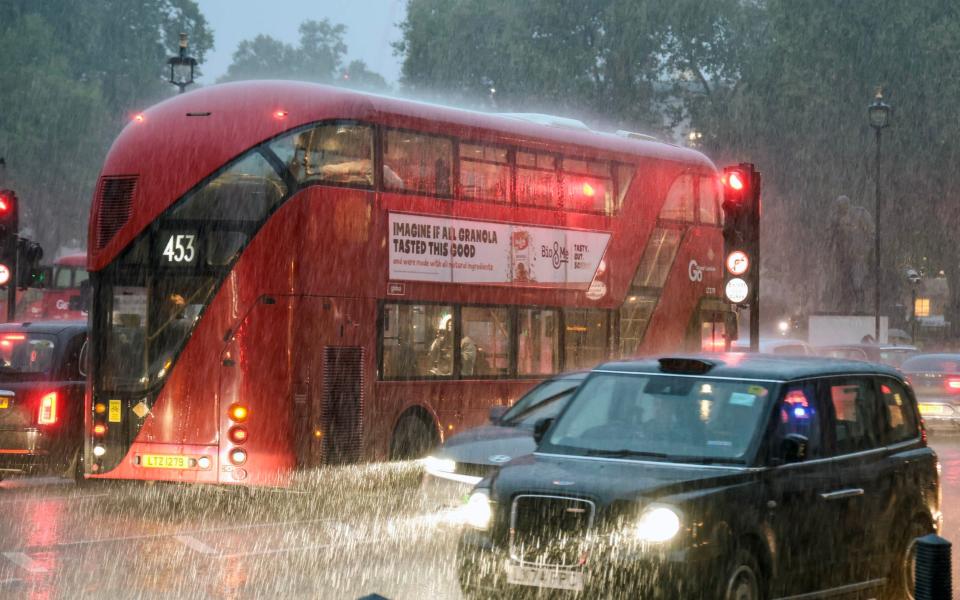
[85,82,728,486]
[37,253,88,321]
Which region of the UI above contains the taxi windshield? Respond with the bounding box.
[0,333,57,378]
[543,372,775,463]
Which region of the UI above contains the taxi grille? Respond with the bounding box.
[510,495,594,567]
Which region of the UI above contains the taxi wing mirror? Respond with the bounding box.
[533,417,555,445]
[779,433,809,464]
[489,405,508,424]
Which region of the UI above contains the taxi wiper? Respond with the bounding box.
[584,448,669,459]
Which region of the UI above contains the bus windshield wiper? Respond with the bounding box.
[583,448,669,459]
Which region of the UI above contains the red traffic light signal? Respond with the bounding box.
[722,170,746,192]
[0,193,11,214]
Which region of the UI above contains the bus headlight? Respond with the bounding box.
[92,445,106,457]
[463,490,492,530]
[423,455,456,474]
[635,506,681,543]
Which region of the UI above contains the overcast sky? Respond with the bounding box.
[195,0,407,84]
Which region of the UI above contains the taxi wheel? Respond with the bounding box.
[723,549,763,600]
[883,519,933,600]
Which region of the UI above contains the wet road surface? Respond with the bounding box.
[0,439,958,599]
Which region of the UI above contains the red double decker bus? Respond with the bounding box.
[85,82,730,486]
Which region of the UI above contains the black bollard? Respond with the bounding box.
[915,533,951,600]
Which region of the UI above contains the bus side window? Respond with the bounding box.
[381,303,454,379]
[384,130,453,197]
[660,173,695,223]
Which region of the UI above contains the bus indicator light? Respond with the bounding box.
[273,110,288,119]
[229,426,248,444]
[134,114,145,123]
[228,404,249,423]
[93,424,107,435]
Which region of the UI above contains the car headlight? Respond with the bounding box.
[463,490,492,530]
[634,506,681,543]
[422,455,456,474]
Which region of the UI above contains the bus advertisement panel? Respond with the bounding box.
[85,82,728,486]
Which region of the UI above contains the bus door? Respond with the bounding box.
[687,298,732,352]
[293,296,367,468]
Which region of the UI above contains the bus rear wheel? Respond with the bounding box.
[390,412,437,460]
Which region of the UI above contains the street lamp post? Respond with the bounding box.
[167,33,197,94]
[868,89,891,342]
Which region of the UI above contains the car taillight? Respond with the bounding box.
[946,377,960,393]
[38,391,57,425]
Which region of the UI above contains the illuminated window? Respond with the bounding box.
[563,309,609,370]
[698,176,720,225]
[381,303,455,379]
[518,308,560,375]
[660,173,695,222]
[459,143,511,202]
[562,158,613,213]
[631,228,682,289]
[914,297,930,318]
[271,123,375,188]
[461,306,510,377]
[516,151,558,208]
[384,130,453,196]
[619,295,657,357]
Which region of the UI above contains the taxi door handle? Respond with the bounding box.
[820,488,865,501]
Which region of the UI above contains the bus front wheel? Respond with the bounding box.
[390,411,438,460]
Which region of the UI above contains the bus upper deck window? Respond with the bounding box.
[384,130,452,197]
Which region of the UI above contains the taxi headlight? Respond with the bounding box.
[423,455,456,474]
[464,490,492,530]
[634,506,681,543]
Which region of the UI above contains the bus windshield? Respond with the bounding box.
[542,372,774,463]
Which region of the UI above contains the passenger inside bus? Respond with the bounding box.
[293,125,403,187]
[428,315,477,376]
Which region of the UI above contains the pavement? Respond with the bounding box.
[0,440,956,599]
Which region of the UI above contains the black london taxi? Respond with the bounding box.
[456,355,941,600]
[0,321,88,482]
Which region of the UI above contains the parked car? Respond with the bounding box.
[816,344,918,367]
[900,353,960,431]
[0,321,88,482]
[457,354,939,599]
[422,371,587,502]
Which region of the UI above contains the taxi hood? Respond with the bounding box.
[489,452,756,505]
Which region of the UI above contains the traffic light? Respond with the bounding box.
[0,190,18,288]
[720,164,760,306]
[16,239,43,290]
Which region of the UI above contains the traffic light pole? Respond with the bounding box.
[749,170,761,353]
[6,242,15,322]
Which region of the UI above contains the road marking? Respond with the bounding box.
[174,535,218,555]
[2,552,47,573]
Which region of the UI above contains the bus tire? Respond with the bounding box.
[390,411,437,460]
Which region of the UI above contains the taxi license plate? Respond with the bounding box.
[141,454,191,469]
[919,403,946,415]
[0,398,7,409]
[505,562,584,591]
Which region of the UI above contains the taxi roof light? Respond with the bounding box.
[658,358,715,375]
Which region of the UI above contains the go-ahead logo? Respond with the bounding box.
[688,259,717,282]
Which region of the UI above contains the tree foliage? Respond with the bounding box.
[0,0,212,253]
[219,19,348,83]
[396,0,960,338]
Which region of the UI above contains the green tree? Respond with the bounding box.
[220,19,348,83]
[340,60,391,92]
[0,0,212,255]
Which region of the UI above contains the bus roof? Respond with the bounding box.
[90,80,716,270]
[55,253,86,267]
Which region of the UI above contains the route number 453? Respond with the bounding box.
[162,234,197,264]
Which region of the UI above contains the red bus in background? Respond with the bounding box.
[36,253,88,320]
[85,82,730,486]
[1,254,88,322]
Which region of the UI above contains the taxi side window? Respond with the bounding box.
[60,333,87,381]
[773,382,823,459]
[824,377,881,455]
[878,378,919,444]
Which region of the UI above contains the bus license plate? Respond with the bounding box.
[141,454,190,469]
[505,562,584,591]
[919,403,945,415]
